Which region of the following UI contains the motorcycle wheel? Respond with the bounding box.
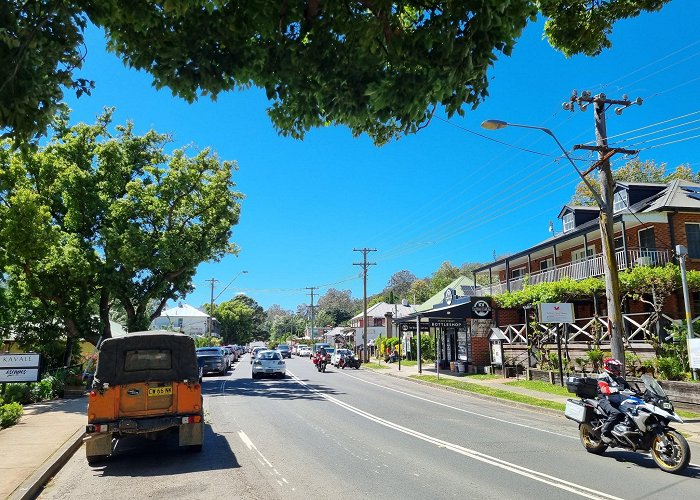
[651,430,690,473]
[579,423,607,454]
[321,363,326,373]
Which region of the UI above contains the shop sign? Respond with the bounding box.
[444,288,455,305]
[470,297,492,319]
[429,318,464,328]
[0,353,41,383]
[399,322,430,333]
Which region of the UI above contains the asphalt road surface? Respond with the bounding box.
[39,355,700,499]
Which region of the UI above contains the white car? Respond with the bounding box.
[332,348,353,367]
[252,350,286,379]
[297,346,311,357]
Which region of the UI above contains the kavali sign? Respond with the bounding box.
[0,353,41,383]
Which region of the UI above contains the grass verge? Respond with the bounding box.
[411,375,566,412]
[505,380,571,396]
[363,362,389,370]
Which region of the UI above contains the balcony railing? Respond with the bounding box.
[477,248,670,296]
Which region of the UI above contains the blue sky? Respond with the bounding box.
[64,1,700,312]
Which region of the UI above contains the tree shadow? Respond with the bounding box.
[605,449,700,478]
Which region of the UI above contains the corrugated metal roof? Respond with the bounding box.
[351,301,416,321]
[415,276,474,313]
[159,303,210,318]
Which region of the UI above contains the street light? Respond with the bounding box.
[481,119,625,368]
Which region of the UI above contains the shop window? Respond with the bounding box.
[686,223,700,259]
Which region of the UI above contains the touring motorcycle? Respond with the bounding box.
[565,374,690,473]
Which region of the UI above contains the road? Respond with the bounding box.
[40,354,700,499]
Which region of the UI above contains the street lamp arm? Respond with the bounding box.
[214,270,249,302]
[481,119,605,208]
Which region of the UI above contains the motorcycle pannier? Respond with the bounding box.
[565,399,592,423]
[565,376,598,398]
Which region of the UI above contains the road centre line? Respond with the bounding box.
[288,372,623,500]
[341,371,576,440]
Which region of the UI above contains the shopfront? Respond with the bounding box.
[394,290,494,373]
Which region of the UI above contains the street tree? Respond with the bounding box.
[385,270,417,301]
[2,1,670,145]
[216,296,260,345]
[317,288,359,326]
[0,111,242,361]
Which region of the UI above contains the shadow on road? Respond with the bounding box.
[205,376,345,401]
[605,450,700,478]
[90,424,239,476]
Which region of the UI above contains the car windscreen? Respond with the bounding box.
[124,349,172,371]
[259,351,281,360]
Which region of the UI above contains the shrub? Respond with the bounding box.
[656,356,689,381]
[0,402,24,428]
[625,352,641,377]
[586,349,607,373]
[3,383,32,404]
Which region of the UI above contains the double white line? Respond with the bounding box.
[289,372,623,500]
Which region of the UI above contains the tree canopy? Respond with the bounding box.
[1,1,670,145]
[570,159,699,206]
[0,111,242,353]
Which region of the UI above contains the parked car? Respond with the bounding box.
[252,349,286,379]
[312,342,331,356]
[224,345,238,363]
[276,344,291,358]
[196,347,227,375]
[297,346,311,357]
[85,331,203,463]
[332,348,353,367]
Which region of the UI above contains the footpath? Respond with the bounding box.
[3,364,700,499]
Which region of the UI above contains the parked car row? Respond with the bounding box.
[196,345,244,376]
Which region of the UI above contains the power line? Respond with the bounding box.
[353,248,376,362]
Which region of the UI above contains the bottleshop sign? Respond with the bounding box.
[0,353,41,383]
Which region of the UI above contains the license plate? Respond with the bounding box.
[148,386,172,397]
[265,369,273,373]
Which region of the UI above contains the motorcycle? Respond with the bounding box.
[312,352,328,372]
[340,353,361,370]
[565,374,690,473]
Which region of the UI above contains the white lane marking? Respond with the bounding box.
[289,372,623,500]
[238,430,273,467]
[341,370,577,440]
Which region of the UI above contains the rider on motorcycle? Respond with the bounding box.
[315,347,327,364]
[597,358,631,443]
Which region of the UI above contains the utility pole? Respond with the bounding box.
[206,277,219,336]
[565,90,641,372]
[353,248,376,362]
[306,287,318,341]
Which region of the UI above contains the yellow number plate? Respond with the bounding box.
[148,386,172,397]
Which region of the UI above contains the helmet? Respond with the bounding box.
[603,358,622,377]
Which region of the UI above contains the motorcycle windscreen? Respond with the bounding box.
[641,374,668,398]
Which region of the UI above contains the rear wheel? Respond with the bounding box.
[579,423,607,454]
[651,430,690,473]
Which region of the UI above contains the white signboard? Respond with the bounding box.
[0,368,40,383]
[689,338,700,370]
[538,303,575,324]
[0,353,41,383]
[0,353,41,368]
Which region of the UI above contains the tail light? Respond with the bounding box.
[182,415,202,424]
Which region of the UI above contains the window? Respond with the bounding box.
[613,190,628,212]
[638,227,656,250]
[572,246,595,262]
[124,349,172,371]
[177,318,183,328]
[687,224,700,258]
[540,258,554,271]
[614,236,624,251]
[374,317,384,327]
[562,213,574,232]
[511,268,526,279]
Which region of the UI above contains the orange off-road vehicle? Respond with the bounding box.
[85,331,203,463]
